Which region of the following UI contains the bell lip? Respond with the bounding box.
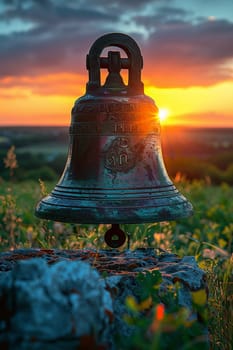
[35,200,193,224]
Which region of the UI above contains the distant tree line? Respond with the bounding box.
[0,126,232,184]
[0,148,233,185]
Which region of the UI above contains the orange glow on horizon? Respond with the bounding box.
[0,73,233,127]
[145,81,233,128]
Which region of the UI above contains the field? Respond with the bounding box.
[0,126,232,349]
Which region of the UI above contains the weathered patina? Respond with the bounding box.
[35,33,193,247]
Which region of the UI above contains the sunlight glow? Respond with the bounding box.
[158,108,169,124]
[146,82,233,127]
[1,77,233,127]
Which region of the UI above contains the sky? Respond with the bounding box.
[0,0,233,127]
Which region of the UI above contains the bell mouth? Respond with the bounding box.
[35,184,193,224]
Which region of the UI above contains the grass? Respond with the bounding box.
[0,178,232,349]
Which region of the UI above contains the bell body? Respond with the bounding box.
[35,33,193,224]
[36,93,192,223]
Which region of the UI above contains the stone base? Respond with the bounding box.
[0,248,208,349]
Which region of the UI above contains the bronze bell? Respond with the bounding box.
[35,33,193,247]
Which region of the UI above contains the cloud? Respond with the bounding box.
[0,73,85,97]
[3,1,117,25]
[0,0,233,91]
[0,0,121,80]
[141,17,233,87]
[170,111,233,127]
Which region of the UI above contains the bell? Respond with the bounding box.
[35,33,193,246]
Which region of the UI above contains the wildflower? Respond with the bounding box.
[156,303,165,321]
[203,248,216,259]
[4,146,18,177]
[26,226,37,241]
[174,172,186,183]
[150,303,165,333]
[39,178,48,196]
[53,222,64,234]
[153,233,165,244]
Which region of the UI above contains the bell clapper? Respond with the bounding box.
[104,224,126,248]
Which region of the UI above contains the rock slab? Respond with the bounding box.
[0,248,208,349]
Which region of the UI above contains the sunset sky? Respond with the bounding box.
[0,0,233,127]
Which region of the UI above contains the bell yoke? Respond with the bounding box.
[35,33,193,247]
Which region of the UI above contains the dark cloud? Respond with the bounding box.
[141,18,233,87]
[0,1,119,78]
[3,1,117,25]
[0,0,233,90]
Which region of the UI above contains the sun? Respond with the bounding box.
[158,108,169,124]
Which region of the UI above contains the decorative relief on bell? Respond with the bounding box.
[70,120,159,136]
[104,137,137,173]
[72,101,158,114]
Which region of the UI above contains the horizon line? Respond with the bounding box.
[0,124,233,129]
